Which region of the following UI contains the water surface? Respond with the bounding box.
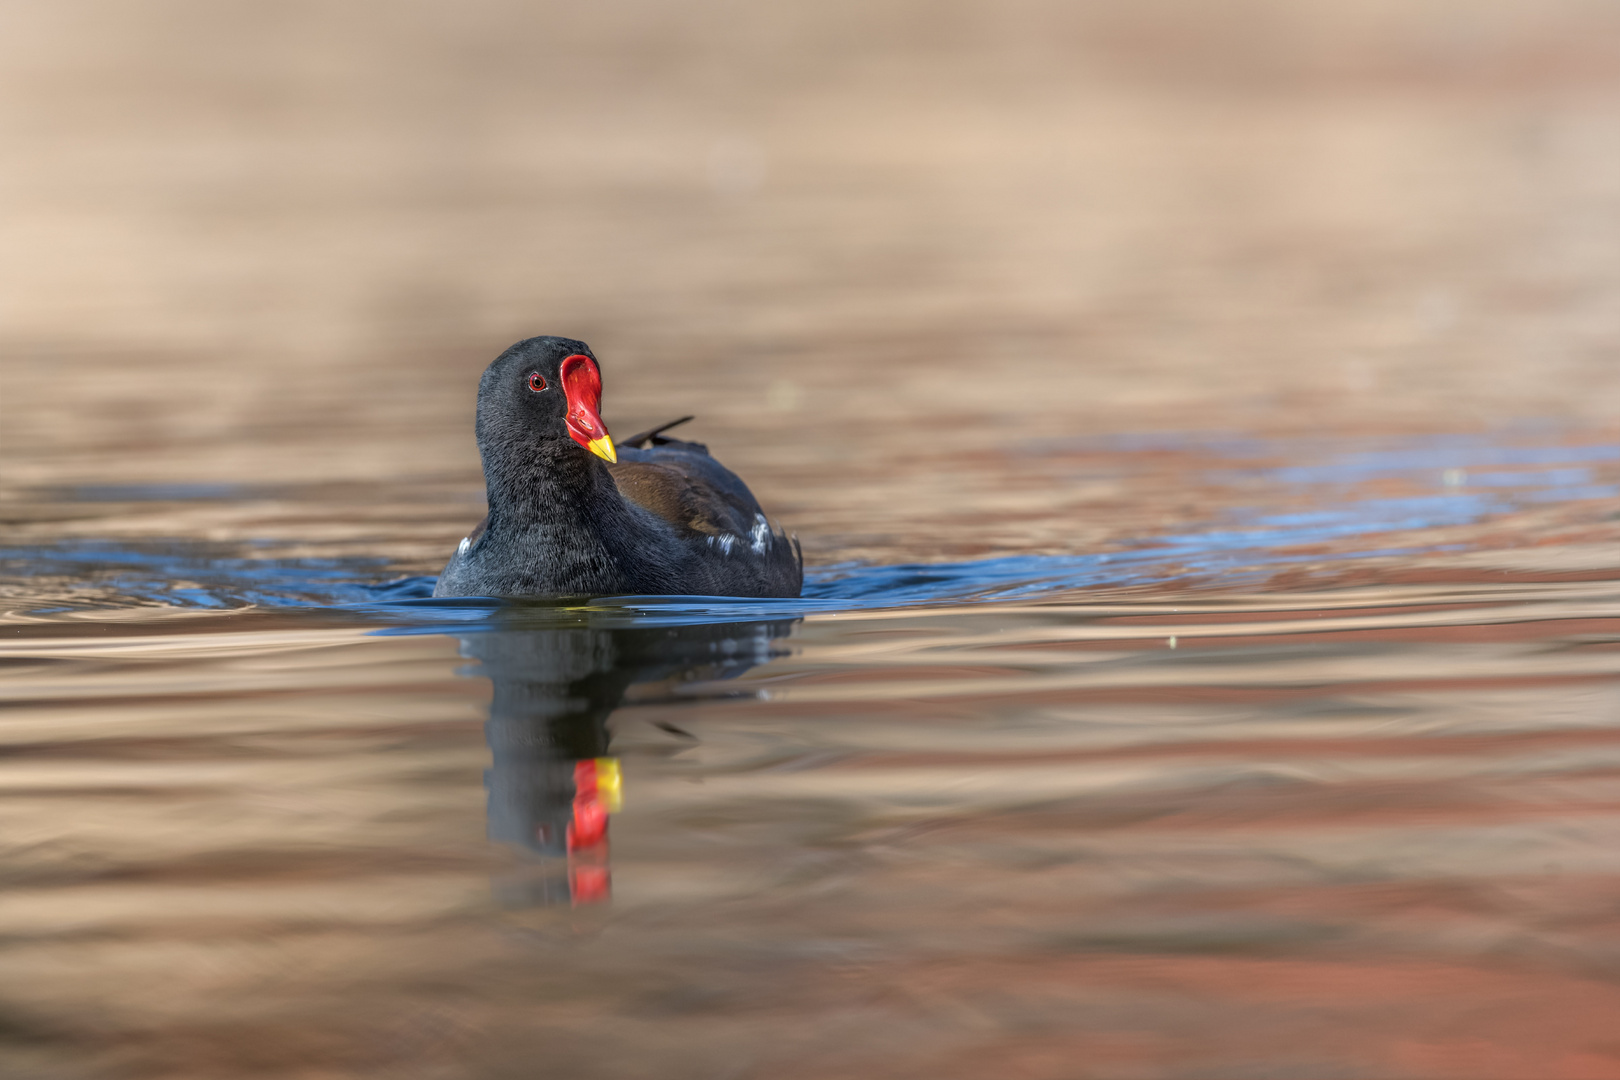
[3,428,1619,1079]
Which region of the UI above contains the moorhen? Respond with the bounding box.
[432,336,802,599]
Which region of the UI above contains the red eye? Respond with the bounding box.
[528,372,548,392]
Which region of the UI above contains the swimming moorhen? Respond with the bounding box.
[432,336,802,599]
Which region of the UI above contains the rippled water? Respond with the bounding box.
[3,427,1619,1079]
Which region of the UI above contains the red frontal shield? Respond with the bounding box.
[558,354,616,463]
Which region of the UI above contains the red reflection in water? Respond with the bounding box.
[567,759,613,904]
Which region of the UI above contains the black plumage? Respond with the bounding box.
[432,336,802,599]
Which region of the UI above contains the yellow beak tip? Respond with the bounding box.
[588,435,618,464]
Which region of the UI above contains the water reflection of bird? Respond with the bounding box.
[461,613,798,906]
[434,336,802,599]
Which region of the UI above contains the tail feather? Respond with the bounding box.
[620,415,695,448]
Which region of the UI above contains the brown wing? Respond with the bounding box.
[607,440,761,540]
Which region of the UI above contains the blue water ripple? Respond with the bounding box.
[4,431,1614,628]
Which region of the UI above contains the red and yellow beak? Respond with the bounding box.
[559,354,617,463]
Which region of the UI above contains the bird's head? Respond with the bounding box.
[475,336,617,465]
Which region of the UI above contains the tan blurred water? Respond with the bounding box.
[4,2,1620,1078]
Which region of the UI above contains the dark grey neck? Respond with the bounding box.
[481,441,625,533]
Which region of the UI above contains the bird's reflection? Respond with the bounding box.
[458,612,798,906]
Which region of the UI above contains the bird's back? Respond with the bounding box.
[608,435,802,597]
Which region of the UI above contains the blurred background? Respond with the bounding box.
[5,0,1618,567]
